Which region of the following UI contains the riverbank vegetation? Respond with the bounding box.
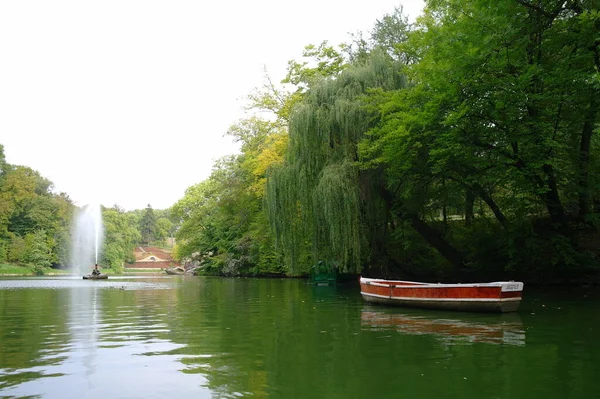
[172,1,600,284]
[2,1,599,284]
[0,263,68,276]
[0,146,174,274]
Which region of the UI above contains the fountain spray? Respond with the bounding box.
[70,204,104,275]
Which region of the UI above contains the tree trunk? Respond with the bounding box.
[542,164,570,235]
[578,89,598,218]
[472,184,510,230]
[465,189,475,226]
[522,8,570,235]
[408,214,465,270]
[382,186,465,270]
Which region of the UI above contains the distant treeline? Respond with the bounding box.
[0,146,174,273]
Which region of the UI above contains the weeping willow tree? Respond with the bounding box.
[266,50,407,274]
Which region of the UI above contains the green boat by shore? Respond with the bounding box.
[310,261,337,286]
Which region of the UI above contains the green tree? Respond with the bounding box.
[267,50,408,274]
[0,162,73,269]
[369,6,414,62]
[24,229,52,274]
[155,217,173,242]
[358,0,600,277]
[139,204,156,245]
[171,180,221,268]
[171,115,288,276]
[282,41,348,93]
[102,206,141,272]
[0,144,7,178]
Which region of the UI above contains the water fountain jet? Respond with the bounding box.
[70,204,104,276]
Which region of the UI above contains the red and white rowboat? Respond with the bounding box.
[359,277,524,313]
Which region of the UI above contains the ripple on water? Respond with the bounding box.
[1,278,599,399]
[0,276,175,291]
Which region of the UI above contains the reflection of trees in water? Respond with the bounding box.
[97,280,179,345]
[0,279,181,394]
[164,280,378,398]
[3,279,598,398]
[0,288,70,389]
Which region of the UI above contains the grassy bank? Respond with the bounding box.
[0,263,34,275]
[124,268,165,274]
[0,263,70,276]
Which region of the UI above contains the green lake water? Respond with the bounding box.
[0,276,598,398]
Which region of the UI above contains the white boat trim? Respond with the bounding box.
[360,278,523,292]
[362,292,521,302]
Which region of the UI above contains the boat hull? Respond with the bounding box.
[360,277,523,313]
[83,274,108,280]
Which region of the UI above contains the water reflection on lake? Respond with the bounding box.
[361,307,526,346]
[0,277,599,398]
[0,276,208,399]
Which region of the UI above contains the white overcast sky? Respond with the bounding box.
[0,0,424,211]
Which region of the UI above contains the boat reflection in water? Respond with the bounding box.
[361,308,525,346]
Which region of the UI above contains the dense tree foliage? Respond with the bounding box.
[171,116,287,276]
[352,0,600,281]
[267,50,407,274]
[101,205,141,272]
[0,144,161,274]
[0,146,73,272]
[139,204,157,245]
[265,1,600,282]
